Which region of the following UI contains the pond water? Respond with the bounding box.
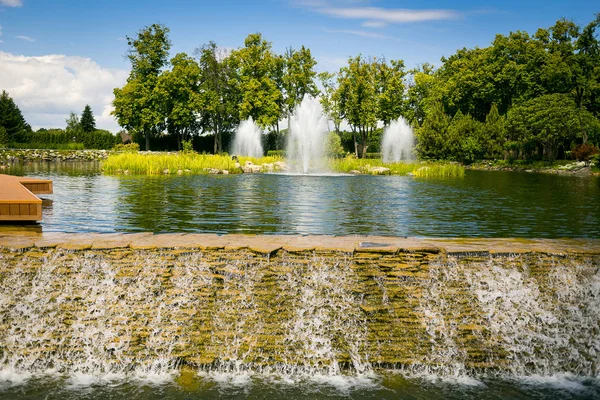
[4,161,600,238]
[2,162,600,399]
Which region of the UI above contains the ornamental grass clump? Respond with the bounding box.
[330,157,422,175]
[102,152,237,175]
[412,163,465,178]
[102,152,284,175]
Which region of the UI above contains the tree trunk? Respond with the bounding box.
[578,102,588,144]
[145,132,150,151]
[214,121,221,154]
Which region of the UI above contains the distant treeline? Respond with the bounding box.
[113,15,600,162]
[0,93,120,150]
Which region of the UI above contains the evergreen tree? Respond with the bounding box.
[80,105,96,133]
[0,90,29,142]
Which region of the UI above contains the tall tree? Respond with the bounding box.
[229,33,281,128]
[65,112,83,141]
[318,71,343,134]
[337,55,378,158]
[0,90,29,142]
[283,45,318,118]
[506,93,583,162]
[405,63,435,126]
[156,52,202,150]
[374,58,407,127]
[113,24,171,150]
[80,105,96,133]
[196,42,240,154]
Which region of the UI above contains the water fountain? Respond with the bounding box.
[286,96,329,174]
[381,117,414,163]
[232,118,263,158]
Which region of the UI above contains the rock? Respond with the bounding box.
[222,170,229,174]
[349,170,362,175]
[242,164,262,173]
[205,168,222,174]
[274,161,287,171]
[177,170,183,175]
[163,169,170,174]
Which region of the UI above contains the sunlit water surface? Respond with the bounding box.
[4,161,600,237]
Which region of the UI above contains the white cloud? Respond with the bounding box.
[361,20,386,28]
[0,0,23,7]
[0,51,128,131]
[320,7,460,23]
[15,35,35,42]
[323,28,401,42]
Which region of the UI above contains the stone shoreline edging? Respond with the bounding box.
[0,232,598,256]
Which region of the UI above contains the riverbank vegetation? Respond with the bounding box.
[101,152,284,175]
[110,16,600,163]
[0,93,119,150]
[3,15,600,167]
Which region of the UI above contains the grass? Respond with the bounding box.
[102,151,465,178]
[330,158,418,175]
[102,152,284,175]
[412,163,465,178]
[330,157,465,178]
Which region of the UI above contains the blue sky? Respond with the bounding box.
[0,0,598,131]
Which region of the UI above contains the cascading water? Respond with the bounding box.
[1,246,599,398]
[381,117,414,163]
[286,96,329,174]
[232,118,263,158]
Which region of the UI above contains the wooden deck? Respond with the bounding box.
[0,174,53,222]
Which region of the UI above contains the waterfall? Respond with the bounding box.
[0,245,599,391]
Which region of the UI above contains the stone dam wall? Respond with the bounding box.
[0,233,599,376]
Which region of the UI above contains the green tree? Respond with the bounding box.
[156,52,202,150]
[0,126,8,145]
[337,55,378,158]
[65,112,83,142]
[283,45,318,118]
[506,93,582,162]
[80,105,96,133]
[482,103,505,159]
[318,71,343,134]
[196,41,240,153]
[113,24,171,150]
[229,33,281,129]
[406,63,435,126]
[0,90,30,143]
[415,101,451,160]
[375,58,407,127]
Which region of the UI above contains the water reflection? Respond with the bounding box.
[4,162,600,238]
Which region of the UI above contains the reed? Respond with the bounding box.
[101,152,268,175]
[412,163,465,178]
[329,158,419,175]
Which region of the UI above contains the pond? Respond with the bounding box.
[4,162,600,238]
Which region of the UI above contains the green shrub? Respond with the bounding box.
[181,139,195,153]
[267,150,286,157]
[113,143,140,152]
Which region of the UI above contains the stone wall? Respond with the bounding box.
[0,233,598,375]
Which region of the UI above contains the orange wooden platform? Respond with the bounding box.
[0,174,53,222]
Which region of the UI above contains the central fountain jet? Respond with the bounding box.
[286,96,329,174]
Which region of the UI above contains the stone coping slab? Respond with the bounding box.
[0,232,598,255]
